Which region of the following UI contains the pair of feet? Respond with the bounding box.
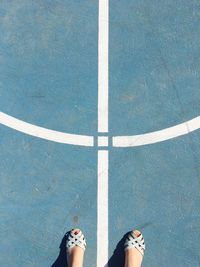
[66,228,145,267]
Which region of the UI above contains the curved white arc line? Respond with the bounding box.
[112,116,200,147]
[0,112,94,147]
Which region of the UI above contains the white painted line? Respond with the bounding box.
[98,136,109,147]
[97,150,108,267]
[0,112,94,147]
[112,116,200,147]
[98,0,109,132]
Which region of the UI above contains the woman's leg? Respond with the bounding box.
[124,230,144,267]
[67,229,85,267]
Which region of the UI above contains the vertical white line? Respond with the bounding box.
[97,150,109,267]
[98,1,109,265]
[98,0,109,132]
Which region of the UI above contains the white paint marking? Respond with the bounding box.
[97,150,109,267]
[98,0,109,132]
[98,136,109,147]
[0,112,94,147]
[1,112,200,148]
[112,116,200,147]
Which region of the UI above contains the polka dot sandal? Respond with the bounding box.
[124,230,145,256]
[66,229,86,252]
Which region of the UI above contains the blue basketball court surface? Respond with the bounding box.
[0,1,200,267]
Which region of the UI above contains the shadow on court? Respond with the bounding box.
[51,232,69,267]
[51,231,128,267]
[108,222,151,267]
[107,232,128,267]
[52,224,150,267]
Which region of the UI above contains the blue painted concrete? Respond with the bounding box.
[0,126,97,267]
[108,1,200,265]
[110,0,200,135]
[109,131,200,266]
[0,1,200,267]
[0,0,98,135]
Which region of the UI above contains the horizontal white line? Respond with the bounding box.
[97,150,108,267]
[112,116,200,147]
[1,112,199,148]
[0,112,94,147]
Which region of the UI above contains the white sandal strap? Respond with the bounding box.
[124,232,145,256]
[66,230,87,251]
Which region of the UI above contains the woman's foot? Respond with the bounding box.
[66,228,86,267]
[124,230,145,267]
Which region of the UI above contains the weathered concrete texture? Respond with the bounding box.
[0,0,98,135]
[110,0,200,135]
[0,127,97,267]
[109,131,200,267]
[0,0,200,266]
